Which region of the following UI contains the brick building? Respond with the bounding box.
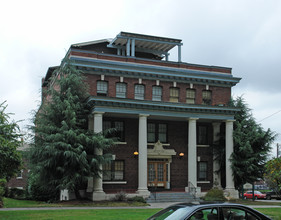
[42,32,241,201]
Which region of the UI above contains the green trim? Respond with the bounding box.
[87,96,238,120]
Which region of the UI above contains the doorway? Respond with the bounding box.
[148,160,168,188]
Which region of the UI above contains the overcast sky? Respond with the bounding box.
[1,0,280,156]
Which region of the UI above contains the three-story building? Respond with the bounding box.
[42,32,241,201]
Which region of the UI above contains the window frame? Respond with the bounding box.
[134,84,145,100]
[197,125,208,145]
[186,88,196,104]
[202,90,212,105]
[152,86,162,101]
[103,120,125,142]
[198,161,208,181]
[103,160,125,181]
[147,122,168,143]
[116,82,127,98]
[169,87,179,102]
[97,80,108,96]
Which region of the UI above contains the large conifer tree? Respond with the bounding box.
[213,96,276,192]
[230,97,276,190]
[29,59,114,200]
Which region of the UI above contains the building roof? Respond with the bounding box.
[108,31,182,54]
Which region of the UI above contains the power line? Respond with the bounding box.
[258,109,281,122]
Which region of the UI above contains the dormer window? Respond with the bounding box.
[97,81,108,96]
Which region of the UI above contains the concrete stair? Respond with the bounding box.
[146,192,199,203]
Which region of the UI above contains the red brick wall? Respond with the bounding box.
[85,74,231,106]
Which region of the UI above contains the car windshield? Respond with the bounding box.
[148,206,192,220]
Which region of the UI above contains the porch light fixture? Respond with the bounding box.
[133,151,139,158]
[179,152,184,159]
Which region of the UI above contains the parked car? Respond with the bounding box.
[147,202,271,220]
[243,191,266,200]
[266,190,281,200]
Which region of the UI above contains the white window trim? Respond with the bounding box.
[103,181,127,184]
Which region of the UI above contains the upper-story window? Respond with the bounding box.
[186,89,196,104]
[103,120,125,142]
[202,90,212,105]
[148,123,167,143]
[152,86,162,101]
[134,84,145,100]
[97,81,108,96]
[116,83,127,98]
[169,88,179,102]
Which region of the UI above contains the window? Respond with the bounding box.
[198,125,208,145]
[222,207,258,220]
[152,86,162,101]
[116,83,127,98]
[169,88,179,102]
[16,170,23,179]
[134,84,145,100]
[148,123,167,143]
[186,89,195,104]
[189,208,218,220]
[202,90,212,105]
[103,160,124,181]
[97,81,108,96]
[198,162,208,181]
[103,120,124,142]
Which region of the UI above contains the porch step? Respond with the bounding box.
[146,192,199,203]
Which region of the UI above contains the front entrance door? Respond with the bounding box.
[148,161,167,188]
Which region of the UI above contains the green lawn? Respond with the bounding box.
[0,209,160,220]
[2,197,148,208]
[0,208,281,220]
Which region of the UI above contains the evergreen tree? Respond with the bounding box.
[230,96,276,191]
[213,96,276,192]
[29,59,114,200]
[0,101,22,181]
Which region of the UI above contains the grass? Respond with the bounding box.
[256,208,281,220]
[0,209,160,220]
[2,197,148,208]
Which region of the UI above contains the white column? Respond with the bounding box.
[212,122,222,189]
[188,118,198,188]
[131,39,135,57]
[126,39,131,56]
[137,114,150,197]
[92,112,106,200]
[225,120,238,198]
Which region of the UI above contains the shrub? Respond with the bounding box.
[113,191,127,201]
[204,188,226,201]
[128,196,146,203]
[7,188,25,199]
[0,178,7,208]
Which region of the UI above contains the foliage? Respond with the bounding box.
[128,196,147,203]
[229,97,276,190]
[0,178,7,207]
[0,101,22,181]
[6,188,26,199]
[113,191,127,201]
[264,157,281,191]
[203,188,226,201]
[28,59,114,201]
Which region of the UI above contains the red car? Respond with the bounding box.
[243,191,266,199]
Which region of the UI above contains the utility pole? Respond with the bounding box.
[277,143,280,158]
